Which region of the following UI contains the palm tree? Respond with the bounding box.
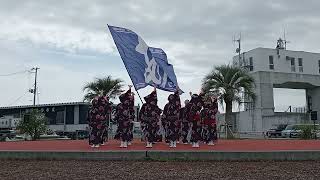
[202,64,255,138]
[83,76,124,102]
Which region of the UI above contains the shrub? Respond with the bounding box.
[299,125,313,139]
[17,109,47,141]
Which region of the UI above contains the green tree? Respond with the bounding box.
[83,76,124,102]
[17,109,47,141]
[202,64,255,138]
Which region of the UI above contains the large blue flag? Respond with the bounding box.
[108,25,182,93]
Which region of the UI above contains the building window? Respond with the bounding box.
[79,105,89,124]
[298,58,303,66]
[269,55,274,70]
[249,57,253,71]
[291,57,295,72]
[298,58,303,72]
[66,106,74,125]
[56,111,64,124]
[13,114,20,118]
[318,60,320,74]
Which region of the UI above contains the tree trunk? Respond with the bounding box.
[225,101,233,139]
[32,128,37,141]
[32,133,36,141]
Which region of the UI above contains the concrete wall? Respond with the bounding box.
[242,71,320,132]
[218,111,310,132]
[251,71,320,112]
[217,112,253,132]
[306,87,320,113]
[262,113,309,131]
[238,111,255,132]
[48,124,88,132]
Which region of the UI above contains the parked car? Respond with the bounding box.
[316,131,320,139]
[266,124,288,138]
[282,124,319,138]
[282,125,301,138]
[75,130,89,139]
[0,129,17,141]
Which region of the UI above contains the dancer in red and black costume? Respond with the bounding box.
[114,85,135,148]
[201,96,218,145]
[186,91,205,148]
[162,90,181,148]
[88,95,111,148]
[139,87,162,148]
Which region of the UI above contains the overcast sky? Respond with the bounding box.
[0,0,316,110]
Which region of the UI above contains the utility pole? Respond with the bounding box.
[233,33,241,66]
[283,29,290,50]
[30,67,40,106]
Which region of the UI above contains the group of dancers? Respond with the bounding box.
[88,85,218,148]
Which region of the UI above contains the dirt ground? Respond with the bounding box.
[1,160,320,180]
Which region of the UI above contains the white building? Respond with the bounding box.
[0,102,91,132]
[0,102,140,132]
[225,41,320,133]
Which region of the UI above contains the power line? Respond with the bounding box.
[0,70,29,77]
[7,91,29,106]
[1,68,39,106]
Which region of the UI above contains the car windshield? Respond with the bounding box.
[270,125,277,129]
[277,125,287,130]
[285,125,295,130]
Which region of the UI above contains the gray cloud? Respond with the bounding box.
[2,0,320,64]
[0,0,317,108]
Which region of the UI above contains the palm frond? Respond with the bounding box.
[201,64,256,110]
[83,75,124,102]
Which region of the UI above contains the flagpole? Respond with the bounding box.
[116,57,144,104]
[134,88,144,104]
[121,67,144,104]
[107,25,144,104]
[129,82,144,104]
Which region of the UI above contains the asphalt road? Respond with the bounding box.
[1,160,320,180]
